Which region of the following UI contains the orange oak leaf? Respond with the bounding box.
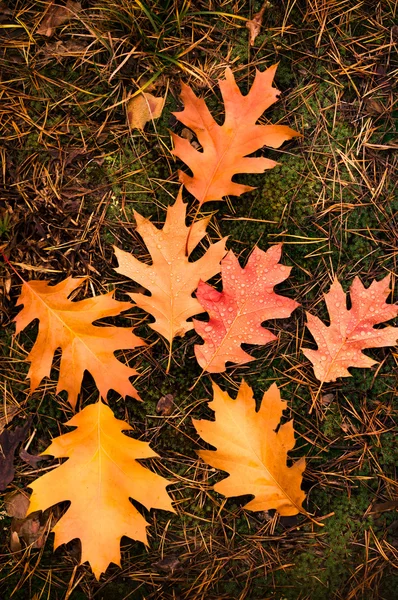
[193,244,299,372]
[28,401,174,579]
[303,275,398,382]
[113,190,227,362]
[193,380,306,515]
[14,277,144,407]
[171,65,300,205]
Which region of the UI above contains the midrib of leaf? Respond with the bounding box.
[97,405,103,510]
[191,98,254,205]
[221,395,303,514]
[148,238,198,344]
[88,406,136,508]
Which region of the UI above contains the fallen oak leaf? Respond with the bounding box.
[171,65,300,206]
[114,189,227,370]
[193,244,299,373]
[127,92,165,130]
[28,400,175,579]
[14,276,145,407]
[302,275,398,382]
[192,380,307,515]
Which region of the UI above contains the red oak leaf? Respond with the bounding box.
[303,275,398,382]
[193,245,299,372]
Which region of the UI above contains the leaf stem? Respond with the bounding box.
[166,341,173,374]
[185,200,202,255]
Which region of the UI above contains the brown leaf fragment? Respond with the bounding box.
[42,39,88,58]
[11,507,59,550]
[0,419,31,490]
[180,127,200,149]
[127,93,165,130]
[12,512,45,548]
[246,1,271,46]
[321,393,334,407]
[5,490,30,518]
[0,272,12,300]
[364,98,386,116]
[0,405,19,435]
[180,127,194,142]
[19,448,50,468]
[10,531,21,552]
[370,500,398,514]
[156,394,175,416]
[37,1,82,37]
[153,554,183,574]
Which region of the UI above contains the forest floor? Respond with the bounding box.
[0,1,397,599]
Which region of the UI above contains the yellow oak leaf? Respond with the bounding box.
[28,401,174,579]
[193,380,306,516]
[113,189,227,367]
[14,277,144,407]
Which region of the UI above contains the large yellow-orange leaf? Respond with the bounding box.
[14,277,144,407]
[193,380,306,515]
[113,190,227,348]
[171,65,300,205]
[303,275,398,382]
[28,401,174,579]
